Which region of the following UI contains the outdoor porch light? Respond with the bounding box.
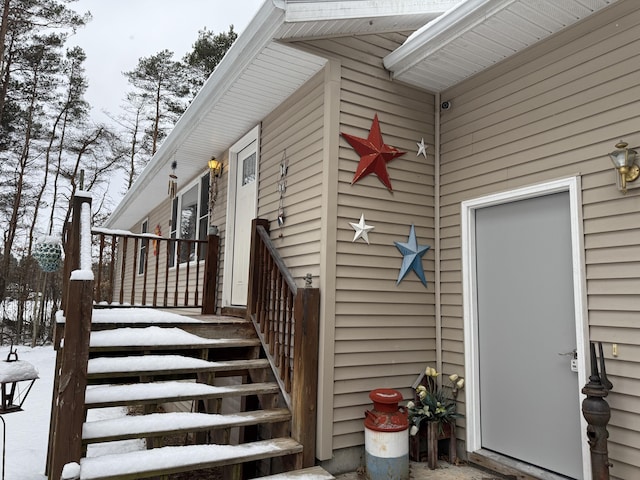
[0,334,38,413]
[609,141,640,193]
[208,156,222,177]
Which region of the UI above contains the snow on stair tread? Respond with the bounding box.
[88,356,269,376]
[255,466,335,480]
[90,326,259,349]
[85,381,279,407]
[92,308,202,324]
[83,409,291,442]
[79,437,302,480]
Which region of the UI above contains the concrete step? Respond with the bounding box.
[255,465,335,480]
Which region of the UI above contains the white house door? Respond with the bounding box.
[230,142,257,306]
[474,191,583,479]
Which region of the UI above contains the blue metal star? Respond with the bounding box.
[394,224,430,286]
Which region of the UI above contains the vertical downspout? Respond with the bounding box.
[435,93,442,377]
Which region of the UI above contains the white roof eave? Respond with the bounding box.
[384,0,621,93]
[383,0,511,79]
[106,0,289,229]
[105,0,460,229]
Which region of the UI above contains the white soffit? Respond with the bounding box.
[280,0,462,37]
[383,0,619,93]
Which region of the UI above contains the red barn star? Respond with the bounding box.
[341,114,406,191]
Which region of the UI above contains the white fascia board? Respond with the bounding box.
[285,0,460,21]
[106,0,286,228]
[383,0,517,76]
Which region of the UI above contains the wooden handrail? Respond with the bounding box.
[255,225,297,294]
[90,228,213,309]
[246,218,320,467]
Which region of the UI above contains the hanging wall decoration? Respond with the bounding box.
[277,149,288,227]
[395,224,430,286]
[168,159,178,198]
[416,138,428,159]
[349,213,375,244]
[153,224,162,256]
[341,114,406,191]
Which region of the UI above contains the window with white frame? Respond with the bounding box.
[169,171,210,267]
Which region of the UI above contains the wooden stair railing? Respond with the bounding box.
[49,193,94,480]
[90,228,216,310]
[247,218,320,468]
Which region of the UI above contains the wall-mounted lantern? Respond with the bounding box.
[208,156,223,235]
[609,141,640,193]
[208,156,222,178]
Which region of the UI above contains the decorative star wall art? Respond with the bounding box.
[395,224,430,286]
[349,213,375,244]
[416,138,427,159]
[341,114,406,191]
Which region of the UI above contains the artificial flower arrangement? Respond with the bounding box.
[407,366,465,436]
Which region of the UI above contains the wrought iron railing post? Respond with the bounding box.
[582,341,613,480]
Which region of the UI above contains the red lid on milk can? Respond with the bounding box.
[364,389,408,432]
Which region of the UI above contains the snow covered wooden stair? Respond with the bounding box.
[77,438,304,480]
[82,409,291,444]
[50,198,321,480]
[87,355,270,382]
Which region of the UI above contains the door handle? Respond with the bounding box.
[558,349,577,359]
[559,349,578,372]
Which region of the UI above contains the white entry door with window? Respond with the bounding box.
[462,178,590,480]
[223,126,259,307]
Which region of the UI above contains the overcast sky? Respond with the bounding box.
[68,0,264,122]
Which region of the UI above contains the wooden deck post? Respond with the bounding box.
[247,219,269,318]
[291,287,320,467]
[48,194,94,479]
[49,278,93,479]
[202,233,220,314]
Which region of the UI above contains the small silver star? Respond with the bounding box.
[416,138,427,159]
[349,214,375,244]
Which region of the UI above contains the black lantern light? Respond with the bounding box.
[0,334,38,414]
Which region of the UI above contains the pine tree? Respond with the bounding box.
[124,49,189,157]
[183,25,237,96]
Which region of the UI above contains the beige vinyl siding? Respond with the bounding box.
[259,70,325,282]
[440,1,640,476]
[296,33,436,451]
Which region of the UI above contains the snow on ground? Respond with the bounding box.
[0,345,143,479]
[1,344,54,480]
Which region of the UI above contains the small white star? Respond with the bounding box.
[416,138,427,159]
[349,214,375,244]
